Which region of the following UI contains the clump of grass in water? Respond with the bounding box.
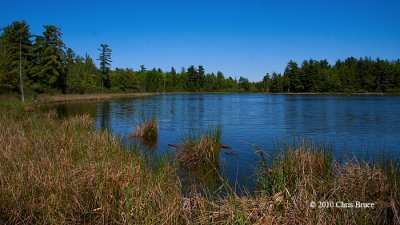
[131,118,159,144]
[176,126,222,170]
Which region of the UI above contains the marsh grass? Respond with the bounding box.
[131,118,159,146]
[1,100,399,224]
[176,126,222,170]
[37,93,155,102]
[255,139,400,224]
[0,102,183,224]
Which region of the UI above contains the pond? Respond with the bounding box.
[50,94,400,191]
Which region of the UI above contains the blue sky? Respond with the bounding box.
[2,0,400,81]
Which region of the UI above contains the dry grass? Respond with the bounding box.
[0,100,399,224]
[131,118,159,145]
[0,103,183,224]
[255,142,400,224]
[176,127,222,170]
[37,93,155,103]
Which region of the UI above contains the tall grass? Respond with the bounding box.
[37,93,155,102]
[131,118,159,146]
[255,139,400,224]
[1,100,399,224]
[0,103,183,224]
[176,126,222,170]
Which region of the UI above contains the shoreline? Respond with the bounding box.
[163,92,399,96]
[4,91,399,104]
[36,92,156,103]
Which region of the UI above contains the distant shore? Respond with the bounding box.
[36,93,156,103]
[162,91,400,96]
[9,91,399,104]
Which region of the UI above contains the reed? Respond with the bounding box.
[176,127,222,170]
[131,118,159,144]
[255,140,400,224]
[0,102,184,224]
[37,93,155,102]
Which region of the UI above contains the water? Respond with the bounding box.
[50,94,400,190]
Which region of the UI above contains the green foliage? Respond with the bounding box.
[2,20,400,95]
[238,76,251,91]
[30,25,66,93]
[263,57,400,93]
[66,54,101,94]
[97,43,112,89]
[283,60,301,92]
[187,65,197,91]
[109,68,138,92]
[0,21,32,94]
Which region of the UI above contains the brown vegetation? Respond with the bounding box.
[176,127,222,170]
[37,93,155,103]
[131,118,159,146]
[0,100,398,224]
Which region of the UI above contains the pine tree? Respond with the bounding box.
[97,43,112,90]
[31,25,66,92]
[217,71,224,90]
[284,60,301,92]
[0,21,32,93]
[170,67,177,90]
[263,73,271,92]
[187,65,197,91]
[198,65,205,90]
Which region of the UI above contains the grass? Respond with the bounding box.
[0,99,399,224]
[131,118,159,147]
[0,101,183,224]
[36,92,155,103]
[176,127,222,170]
[255,140,400,224]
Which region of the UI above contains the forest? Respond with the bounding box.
[1,20,400,95]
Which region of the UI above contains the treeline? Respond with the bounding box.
[1,21,400,95]
[264,58,400,93]
[0,21,248,94]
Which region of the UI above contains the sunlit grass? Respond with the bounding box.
[131,118,159,146]
[0,102,182,224]
[1,99,399,224]
[176,126,222,170]
[254,140,400,224]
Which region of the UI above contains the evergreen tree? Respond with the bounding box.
[82,54,101,93]
[238,76,251,91]
[66,55,85,93]
[270,72,284,92]
[187,65,197,91]
[217,71,224,90]
[65,48,76,65]
[198,65,205,90]
[140,65,146,72]
[146,68,162,92]
[0,21,32,93]
[262,73,271,92]
[97,43,112,89]
[170,67,177,90]
[374,58,390,92]
[284,60,301,92]
[30,25,66,92]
